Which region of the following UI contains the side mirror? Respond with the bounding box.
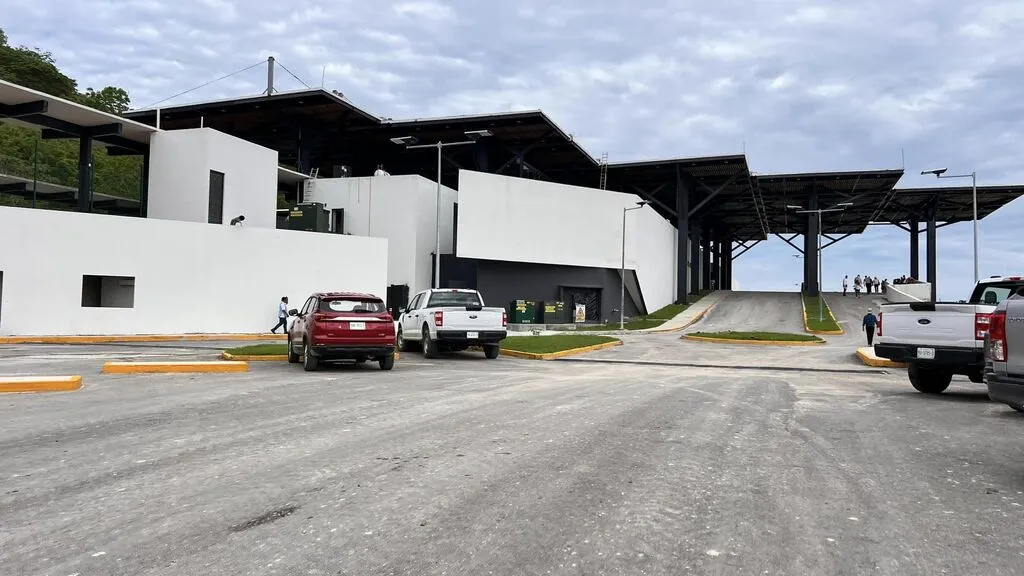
[398,307,406,314]
[288,309,299,316]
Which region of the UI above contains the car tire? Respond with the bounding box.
[303,340,319,372]
[483,344,500,359]
[287,335,300,364]
[1008,403,1024,413]
[908,362,951,394]
[379,354,395,370]
[422,326,438,359]
[397,328,414,352]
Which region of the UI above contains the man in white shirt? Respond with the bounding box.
[271,296,289,334]
[843,275,849,296]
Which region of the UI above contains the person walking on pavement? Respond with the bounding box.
[854,274,863,298]
[843,275,849,296]
[863,309,878,345]
[271,296,289,334]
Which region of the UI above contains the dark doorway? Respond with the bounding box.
[386,284,410,319]
[331,208,345,234]
[208,170,225,224]
[561,286,602,322]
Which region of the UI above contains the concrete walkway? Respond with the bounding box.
[641,290,729,333]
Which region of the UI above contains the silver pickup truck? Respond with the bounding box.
[875,276,1024,394]
[984,291,1024,412]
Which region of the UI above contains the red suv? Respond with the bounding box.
[287,292,396,371]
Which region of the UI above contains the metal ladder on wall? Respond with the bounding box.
[599,152,609,190]
[302,167,319,203]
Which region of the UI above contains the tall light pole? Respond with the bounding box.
[392,130,492,288]
[621,200,649,329]
[921,168,978,284]
[787,202,853,321]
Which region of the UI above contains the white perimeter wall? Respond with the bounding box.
[0,206,387,336]
[305,175,456,296]
[147,128,279,229]
[456,170,678,311]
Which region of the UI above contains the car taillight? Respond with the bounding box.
[434,310,443,327]
[502,310,508,327]
[312,313,329,322]
[876,312,882,336]
[975,312,991,340]
[989,310,1007,362]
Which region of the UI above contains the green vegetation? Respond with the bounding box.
[802,294,843,332]
[577,290,713,331]
[225,344,288,356]
[503,335,619,354]
[0,27,142,209]
[689,331,823,342]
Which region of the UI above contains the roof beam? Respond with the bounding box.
[495,131,556,174]
[0,100,49,118]
[821,233,853,250]
[41,123,124,140]
[690,169,743,217]
[630,184,676,217]
[733,240,761,260]
[0,182,28,193]
[774,233,803,254]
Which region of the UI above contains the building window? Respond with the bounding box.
[82,275,135,308]
[209,170,225,224]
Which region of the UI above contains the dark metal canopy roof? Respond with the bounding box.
[883,185,1024,224]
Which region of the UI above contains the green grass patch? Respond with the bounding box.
[503,335,619,354]
[575,290,713,331]
[802,294,842,332]
[689,331,823,342]
[225,343,288,356]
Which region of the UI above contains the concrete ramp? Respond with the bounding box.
[820,292,886,345]
[689,291,804,333]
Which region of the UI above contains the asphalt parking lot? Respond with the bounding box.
[2,342,1024,575]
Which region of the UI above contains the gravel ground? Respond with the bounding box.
[1,342,1024,575]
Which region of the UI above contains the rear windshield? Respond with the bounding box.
[969,281,1024,305]
[319,298,386,313]
[426,291,482,308]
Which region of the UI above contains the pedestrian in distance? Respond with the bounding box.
[863,308,878,346]
[854,274,862,298]
[843,275,849,296]
[271,296,289,334]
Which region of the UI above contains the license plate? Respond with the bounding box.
[467,331,479,339]
[349,322,366,330]
[917,347,935,359]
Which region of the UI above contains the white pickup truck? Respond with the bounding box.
[875,276,1024,394]
[396,288,508,359]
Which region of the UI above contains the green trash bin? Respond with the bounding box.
[541,301,566,324]
[509,300,539,324]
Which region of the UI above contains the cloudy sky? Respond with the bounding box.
[8,0,1024,299]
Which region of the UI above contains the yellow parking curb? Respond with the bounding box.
[501,339,623,360]
[856,347,906,368]
[0,375,83,393]
[102,361,249,374]
[221,353,288,361]
[682,334,825,346]
[0,333,287,344]
[802,297,844,335]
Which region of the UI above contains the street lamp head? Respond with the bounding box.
[837,202,853,207]
[636,200,649,206]
[921,168,947,176]
[786,204,803,210]
[390,136,418,146]
[464,129,492,140]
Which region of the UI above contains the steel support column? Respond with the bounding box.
[676,172,692,303]
[926,216,938,301]
[76,135,93,212]
[724,245,732,289]
[803,190,820,295]
[701,228,712,291]
[140,149,150,217]
[711,238,721,290]
[909,217,920,280]
[690,220,702,295]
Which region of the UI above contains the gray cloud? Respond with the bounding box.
[6,0,1023,298]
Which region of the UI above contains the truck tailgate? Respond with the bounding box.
[441,307,504,331]
[881,303,982,348]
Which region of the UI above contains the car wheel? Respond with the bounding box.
[483,344,500,359]
[1009,403,1024,413]
[422,326,438,359]
[397,328,413,352]
[379,354,395,370]
[908,362,951,394]
[303,340,319,372]
[287,335,300,364]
